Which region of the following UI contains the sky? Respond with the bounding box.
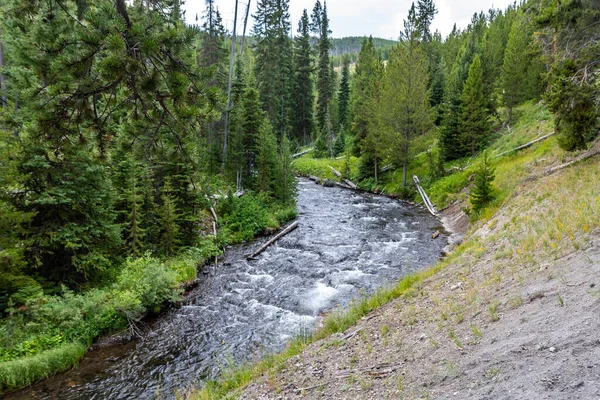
[183,0,517,40]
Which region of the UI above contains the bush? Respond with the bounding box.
[218,194,270,242]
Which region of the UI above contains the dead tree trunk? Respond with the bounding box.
[222,0,239,171]
[247,221,299,259]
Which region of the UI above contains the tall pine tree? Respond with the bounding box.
[459,54,490,156]
[338,54,351,129]
[292,9,315,145]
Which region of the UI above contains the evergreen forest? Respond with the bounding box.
[0,0,598,392]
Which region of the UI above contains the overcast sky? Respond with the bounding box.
[183,0,516,40]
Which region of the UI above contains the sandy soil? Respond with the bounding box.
[237,161,600,399]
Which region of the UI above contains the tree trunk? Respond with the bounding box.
[239,0,251,56]
[222,0,239,171]
[374,156,378,183]
[0,39,7,111]
[402,140,408,187]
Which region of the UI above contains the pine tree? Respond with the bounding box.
[310,1,323,35]
[255,118,279,196]
[292,9,315,145]
[159,181,181,257]
[333,128,346,157]
[440,37,477,161]
[349,37,378,156]
[0,0,214,285]
[278,134,297,205]
[470,151,495,213]
[360,56,386,181]
[500,16,529,125]
[459,54,490,156]
[337,55,351,129]
[416,0,438,42]
[316,1,332,132]
[380,4,433,187]
[253,0,294,137]
[241,83,264,186]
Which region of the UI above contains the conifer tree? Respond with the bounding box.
[470,151,495,213]
[253,0,294,137]
[349,37,378,156]
[0,0,215,285]
[380,4,433,187]
[159,181,181,257]
[460,54,489,156]
[241,84,264,186]
[255,118,279,196]
[333,128,346,157]
[278,134,297,205]
[316,1,332,132]
[500,16,529,124]
[360,56,386,181]
[416,0,438,42]
[338,55,351,129]
[310,1,323,35]
[440,37,477,161]
[292,9,315,145]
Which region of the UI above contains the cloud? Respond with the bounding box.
[184,0,517,39]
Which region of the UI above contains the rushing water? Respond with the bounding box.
[8,179,447,400]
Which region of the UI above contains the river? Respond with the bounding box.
[8,178,447,399]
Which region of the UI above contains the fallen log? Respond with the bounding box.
[413,175,437,216]
[247,221,299,259]
[544,147,600,175]
[334,182,352,190]
[292,147,314,159]
[495,132,555,158]
[328,165,358,189]
[343,179,358,190]
[328,164,342,178]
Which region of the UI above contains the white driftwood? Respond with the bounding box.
[328,165,358,189]
[544,147,600,175]
[495,132,555,158]
[343,179,358,190]
[247,221,299,259]
[334,182,352,190]
[293,148,314,159]
[413,175,437,216]
[328,165,342,178]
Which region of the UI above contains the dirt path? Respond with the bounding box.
[237,159,600,399]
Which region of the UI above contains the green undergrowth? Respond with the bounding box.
[293,154,360,181]
[0,194,296,393]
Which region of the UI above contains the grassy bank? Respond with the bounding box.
[0,194,296,393]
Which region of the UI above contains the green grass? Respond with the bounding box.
[0,342,86,392]
[293,154,360,181]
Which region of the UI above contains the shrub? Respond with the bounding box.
[218,194,270,242]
